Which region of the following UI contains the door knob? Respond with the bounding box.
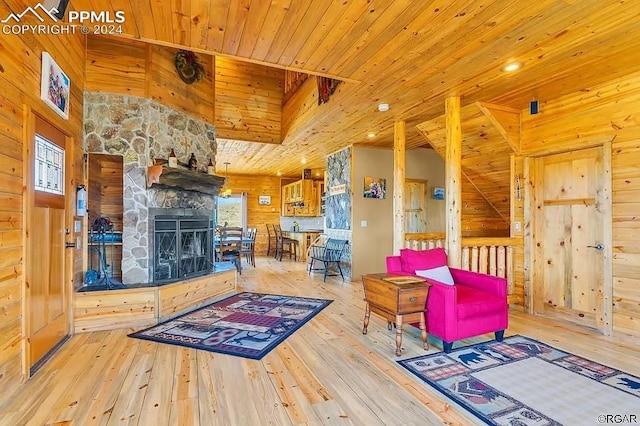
[587,244,604,251]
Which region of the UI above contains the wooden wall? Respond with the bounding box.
[510,156,526,307]
[222,174,282,255]
[215,57,284,144]
[86,37,214,124]
[522,70,640,338]
[461,176,510,238]
[0,1,86,406]
[87,154,124,230]
[85,37,285,144]
[87,154,123,282]
[416,104,513,238]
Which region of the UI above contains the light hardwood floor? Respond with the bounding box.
[1,257,639,425]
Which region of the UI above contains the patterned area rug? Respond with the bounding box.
[399,335,640,425]
[129,292,332,360]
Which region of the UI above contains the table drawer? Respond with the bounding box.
[397,287,428,314]
[363,279,398,312]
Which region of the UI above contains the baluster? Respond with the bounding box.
[471,247,479,272]
[461,247,470,271]
[489,246,497,276]
[479,246,488,274]
[507,246,514,294]
[497,246,506,278]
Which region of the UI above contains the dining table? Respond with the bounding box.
[213,235,254,262]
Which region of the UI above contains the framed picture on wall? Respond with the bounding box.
[258,195,271,205]
[433,187,445,200]
[40,52,70,120]
[363,176,386,199]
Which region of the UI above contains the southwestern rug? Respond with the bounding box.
[129,292,332,360]
[399,335,640,426]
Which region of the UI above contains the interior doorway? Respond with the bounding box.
[530,145,612,334]
[404,179,428,233]
[26,114,73,373]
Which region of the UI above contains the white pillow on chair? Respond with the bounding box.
[415,266,455,285]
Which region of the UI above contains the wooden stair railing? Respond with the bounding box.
[403,234,521,295]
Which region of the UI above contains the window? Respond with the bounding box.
[215,193,247,229]
[34,134,64,195]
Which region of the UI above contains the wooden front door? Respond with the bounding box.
[27,116,71,371]
[532,146,611,331]
[404,180,427,233]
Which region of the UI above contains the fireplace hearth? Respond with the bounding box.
[154,215,213,282]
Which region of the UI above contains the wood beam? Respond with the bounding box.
[476,102,522,154]
[601,141,613,337]
[445,96,462,267]
[393,121,406,255]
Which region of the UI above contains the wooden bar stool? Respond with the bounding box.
[273,224,298,261]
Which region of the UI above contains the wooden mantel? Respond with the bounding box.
[147,165,226,195]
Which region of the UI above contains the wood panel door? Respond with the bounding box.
[404,180,427,233]
[27,116,71,372]
[532,146,612,332]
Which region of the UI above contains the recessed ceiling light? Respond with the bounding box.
[377,103,389,112]
[315,172,320,177]
[501,61,523,72]
[276,171,282,176]
[367,132,376,138]
[301,158,307,164]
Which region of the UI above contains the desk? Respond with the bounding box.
[361,273,431,356]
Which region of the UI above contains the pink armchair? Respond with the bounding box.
[386,248,508,353]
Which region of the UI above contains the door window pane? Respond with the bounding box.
[34,134,64,195]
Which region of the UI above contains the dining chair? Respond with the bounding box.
[273,224,298,261]
[218,227,243,274]
[308,238,348,281]
[242,228,257,267]
[265,224,277,257]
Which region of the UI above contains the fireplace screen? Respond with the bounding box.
[154,216,212,282]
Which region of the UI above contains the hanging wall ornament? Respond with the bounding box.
[174,50,207,84]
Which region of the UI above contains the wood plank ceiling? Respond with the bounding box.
[67,0,640,176]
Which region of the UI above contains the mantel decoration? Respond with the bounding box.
[146,165,225,195]
[174,49,207,84]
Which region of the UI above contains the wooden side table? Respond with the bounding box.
[361,273,431,356]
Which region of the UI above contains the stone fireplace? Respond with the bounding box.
[151,210,213,282]
[84,92,220,284]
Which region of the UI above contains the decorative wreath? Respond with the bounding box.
[174,50,207,84]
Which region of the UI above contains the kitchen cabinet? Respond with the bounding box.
[281,179,320,217]
[283,202,296,216]
[283,185,292,203]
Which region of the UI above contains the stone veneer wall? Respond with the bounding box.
[325,147,352,278]
[84,92,216,284]
[326,147,352,230]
